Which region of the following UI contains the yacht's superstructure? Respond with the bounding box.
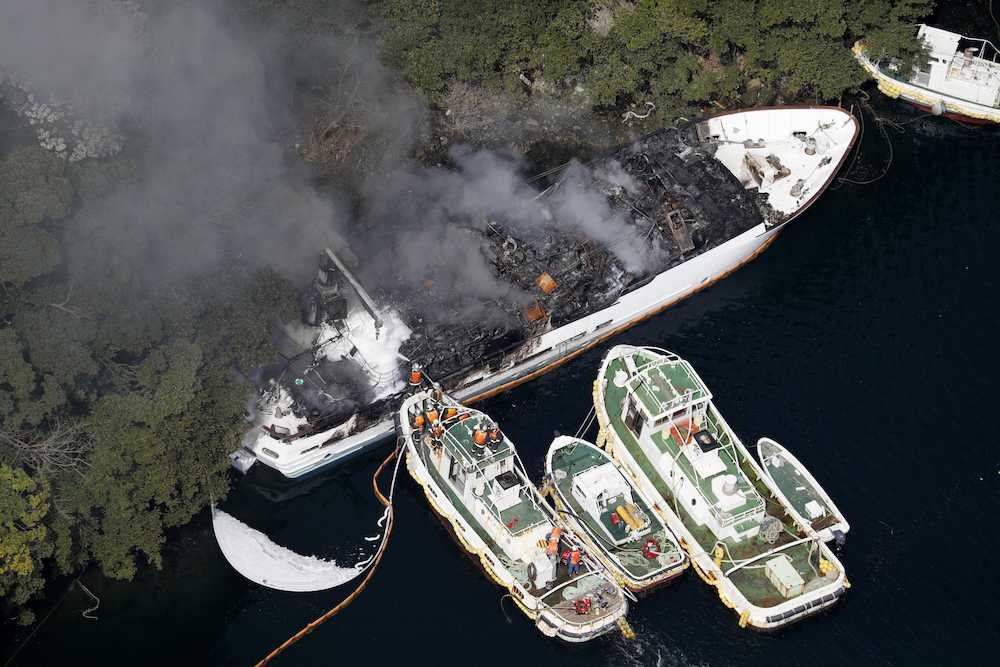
[234,107,858,480]
[398,389,629,642]
[593,346,849,629]
[545,435,688,593]
[854,24,1000,124]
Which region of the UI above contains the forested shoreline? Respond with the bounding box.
[2,0,933,628]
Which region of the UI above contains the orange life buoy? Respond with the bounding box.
[642,538,660,560]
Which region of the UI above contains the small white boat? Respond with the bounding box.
[544,435,688,594]
[756,438,849,545]
[854,24,1000,125]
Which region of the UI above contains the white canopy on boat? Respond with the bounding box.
[919,24,961,58]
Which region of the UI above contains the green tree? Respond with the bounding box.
[378,0,935,117]
[0,146,72,286]
[0,465,53,625]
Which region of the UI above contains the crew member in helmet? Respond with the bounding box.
[568,546,582,576]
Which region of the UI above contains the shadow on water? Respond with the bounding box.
[4,94,1000,666]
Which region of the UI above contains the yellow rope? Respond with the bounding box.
[255,446,399,667]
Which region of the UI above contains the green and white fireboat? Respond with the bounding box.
[398,389,630,642]
[593,345,849,630]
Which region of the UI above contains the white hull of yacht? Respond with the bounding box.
[243,107,859,480]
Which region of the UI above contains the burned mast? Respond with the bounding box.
[324,247,383,334]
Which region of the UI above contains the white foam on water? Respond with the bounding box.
[212,507,363,592]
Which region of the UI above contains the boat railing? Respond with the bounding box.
[629,347,711,413]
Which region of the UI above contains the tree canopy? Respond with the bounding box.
[379,0,934,117]
[0,141,300,625]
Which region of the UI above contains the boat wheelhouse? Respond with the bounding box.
[545,435,687,593]
[398,390,629,642]
[854,25,1000,125]
[594,346,849,630]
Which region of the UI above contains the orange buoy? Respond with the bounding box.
[546,527,562,556]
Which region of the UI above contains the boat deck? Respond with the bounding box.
[628,358,708,417]
[602,354,828,608]
[550,443,682,581]
[498,496,548,536]
[760,440,842,534]
[444,417,512,469]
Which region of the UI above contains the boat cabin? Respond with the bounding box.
[907,25,1000,108]
[569,462,651,545]
[413,404,552,560]
[611,350,765,542]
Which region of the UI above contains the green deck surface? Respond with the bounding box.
[602,353,817,607]
[760,443,839,532]
[499,496,548,536]
[550,443,680,581]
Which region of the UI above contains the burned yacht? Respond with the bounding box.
[234,107,859,480]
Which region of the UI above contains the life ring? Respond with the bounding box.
[527,562,537,586]
[642,538,660,560]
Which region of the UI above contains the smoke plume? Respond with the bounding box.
[1,0,651,325]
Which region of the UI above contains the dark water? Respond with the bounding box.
[5,96,1000,666]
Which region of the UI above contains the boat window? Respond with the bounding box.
[623,398,645,437]
[448,456,466,491]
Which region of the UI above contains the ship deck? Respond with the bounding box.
[415,402,622,620]
[760,440,842,534]
[602,355,827,608]
[550,443,682,581]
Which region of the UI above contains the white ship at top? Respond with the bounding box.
[854,24,1000,125]
[234,106,859,481]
